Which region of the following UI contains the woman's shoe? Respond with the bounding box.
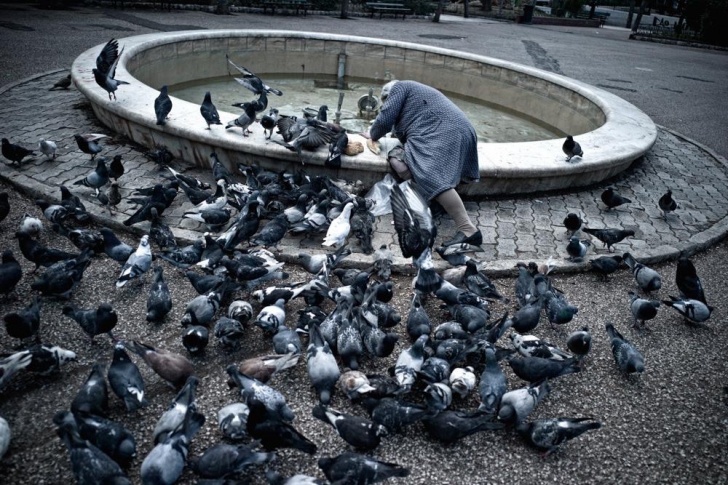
[443,230,482,247]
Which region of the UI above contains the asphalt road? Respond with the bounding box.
[0,4,726,160]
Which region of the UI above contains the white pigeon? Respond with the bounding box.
[0,416,10,461]
[254,298,286,333]
[116,235,152,287]
[38,140,57,160]
[449,366,476,398]
[322,202,353,248]
[18,213,43,237]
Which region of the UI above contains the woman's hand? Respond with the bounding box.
[360,132,371,140]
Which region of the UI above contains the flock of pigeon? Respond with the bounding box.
[0,37,718,485]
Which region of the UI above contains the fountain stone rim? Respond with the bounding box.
[71,30,657,196]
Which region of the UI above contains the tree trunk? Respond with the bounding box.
[632,0,648,31]
[482,0,491,12]
[340,0,349,18]
[498,0,504,15]
[589,0,596,18]
[433,0,446,21]
[464,0,469,17]
[626,0,636,28]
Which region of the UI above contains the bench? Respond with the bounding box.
[575,9,610,26]
[111,0,172,11]
[252,0,312,15]
[365,2,413,19]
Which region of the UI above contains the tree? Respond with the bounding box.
[631,0,649,31]
[626,0,636,28]
[433,0,446,21]
[340,0,349,18]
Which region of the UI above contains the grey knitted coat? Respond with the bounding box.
[369,80,480,201]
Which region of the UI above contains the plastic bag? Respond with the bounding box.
[366,173,397,217]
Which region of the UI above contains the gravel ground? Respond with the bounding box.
[0,182,726,484]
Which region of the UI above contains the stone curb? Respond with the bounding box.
[629,33,728,51]
[1,72,726,278]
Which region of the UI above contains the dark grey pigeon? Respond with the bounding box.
[225,103,257,136]
[182,325,209,354]
[155,85,173,125]
[53,410,131,485]
[362,397,430,431]
[190,442,274,479]
[566,236,590,261]
[318,452,409,484]
[2,138,35,165]
[623,252,662,293]
[260,108,279,139]
[326,130,348,168]
[214,317,246,349]
[99,228,133,264]
[423,409,503,443]
[72,411,137,467]
[566,326,592,361]
[153,376,199,444]
[337,310,364,370]
[406,293,431,341]
[312,404,388,450]
[393,334,429,394]
[563,212,582,234]
[92,40,128,101]
[306,323,340,405]
[583,228,635,252]
[590,255,623,280]
[227,55,283,96]
[200,91,222,129]
[217,402,249,440]
[510,299,541,333]
[605,322,644,374]
[62,302,117,341]
[227,365,295,421]
[272,325,302,354]
[464,259,505,300]
[0,251,22,298]
[147,266,172,322]
[517,417,601,456]
[50,73,72,91]
[108,342,147,411]
[629,290,660,329]
[449,302,490,333]
[3,295,41,342]
[478,346,507,414]
[373,244,393,281]
[150,207,177,249]
[658,189,678,219]
[675,256,706,303]
[73,157,109,195]
[508,355,581,383]
[601,187,631,210]
[661,295,713,324]
[74,134,106,160]
[543,290,578,328]
[497,379,550,425]
[562,135,583,161]
[71,363,109,417]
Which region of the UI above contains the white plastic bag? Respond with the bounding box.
[366,173,397,217]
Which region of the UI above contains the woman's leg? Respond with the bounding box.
[387,146,411,181]
[435,188,478,237]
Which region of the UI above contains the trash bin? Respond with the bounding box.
[522,4,535,23]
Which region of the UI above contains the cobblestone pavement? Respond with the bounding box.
[2,71,728,273]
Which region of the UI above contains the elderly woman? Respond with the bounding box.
[364,80,482,246]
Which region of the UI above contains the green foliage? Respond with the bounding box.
[562,0,586,16]
[404,0,437,15]
[684,0,728,46]
[310,0,338,10]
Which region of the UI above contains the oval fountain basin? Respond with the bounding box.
[71,30,657,196]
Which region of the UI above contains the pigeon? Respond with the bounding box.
[200,91,222,129]
[53,411,131,485]
[18,214,42,238]
[232,352,299,384]
[108,342,148,411]
[510,334,572,361]
[661,296,713,324]
[562,135,583,161]
[590,255,622,280]
[675,255,706,303]
[509,299,541,334]
[0,250,22,297]
[225,103,257,136]
[153,376,199,444]
[406,293,431,341]
[62,302,118,341]
[566,326,592,361]
[515,263,538,308]
[318,452,409,484]
[184,208,231,231]
[423,409,503,443]
[154,85,173,125]
[92,38,128,101]
[250,213,288,250]
[74,135,107,162]
[272,119,335,158]
[227,365,295,422]
[2,138,35,165]
[165,166,211,192]
[157,238,204,269]
[265,471,325,485]
[508,356,581,382]
[449,366,476,398]
[255,298,286,334]
[39,139,57,160]
[70,411,137,467]
[517,417,601,456]
[99,227,133,263]
[3,295,41,342]
[0,192,8,224]
[337,309,364,370]
[108,154,124,181]
[448,302,490,334]
[0,418,9,461]
[116,235,152,287]
[601,187,631,210]
[326,130,348,168]
[181,280,236,327]
[476,346,507,414]
[373,244,393,281]
[182,326,209,354]
[260,108,279,139]
[35,200,68,224]
[147,266,172,322]
[141,406,205,485]
[464,260,505,300]
[227,56,283,96]
[658,190,678,219]
[338,371,376,401]
[74,157,110,195]
[71,363,109,416]
[128,341,195,389]
[50,73,72,90]
[149,208,177,250]
[435,243,479,266]
[144,145,175,168]
[217,402,249,440]
[214,317,246,349]
[246,397,315,454]
[272,325,302,354]
[394,334,429,394]
[312,404,388,450]
[629,291,660,329]
[186,271,224,295]
[190,442,274,479]
[16,231,79,271]
[566,236,590,261]
[306,323,341,405]
[583,228,635,252]
[543,290,578,328]
[623,252,662,293]
[498,379,550,425]
[29,251,92,299]
[391,183,438,293]
[563,213,582,234]
[0,351,32,388]
[605,322,644,374]
[322,202,354,248]
[58,226,104,253]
